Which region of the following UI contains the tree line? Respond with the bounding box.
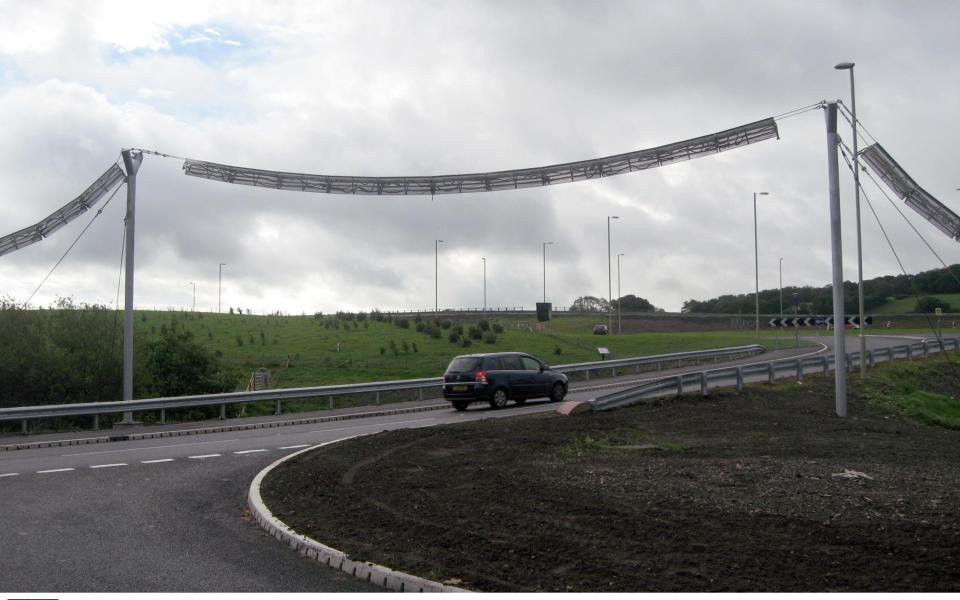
[681,264,960,315]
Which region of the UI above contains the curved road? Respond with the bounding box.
[0,334,952,592]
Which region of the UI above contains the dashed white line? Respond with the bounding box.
[141,458,175,464]
[90,463,128,469]
[37,468,75,474]
[0,472,19,478]
[234,449,268,455]
[277,444,310,450]
[188,454,221,459]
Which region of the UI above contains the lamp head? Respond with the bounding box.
[835,62,855,70]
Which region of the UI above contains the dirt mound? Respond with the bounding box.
[261,370,960,592]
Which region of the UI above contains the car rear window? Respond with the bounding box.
[446,357,481,372]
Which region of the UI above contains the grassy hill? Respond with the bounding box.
[871,293,960,315]
[137,311,806,389]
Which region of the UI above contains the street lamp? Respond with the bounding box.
[481,257,487,320]
[835,61,866,378]
[607,215,619,334]
[435,239,443,319]
[542,241,553,303]
[617,252,624,335]
[753,192,769,338]
[778,258,783,317]
[189,281,196,312]
[218,263,226,314]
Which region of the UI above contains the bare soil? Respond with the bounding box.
[261,362,960,592]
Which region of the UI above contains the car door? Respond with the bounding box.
[520,355,550,397]
[499,354,530,397]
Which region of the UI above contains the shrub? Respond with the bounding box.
[448,331,461,344]
[478,320,490,331]
[396,318,410,329]
[423,325,442,339]
[441,320,453,330]
[483,332,497,344]
[554,345,563,355]
[492,323,504,334]
[468,326,482,340]
[461,338,472,348]
[415,322,426,333]
[453,324,464,335]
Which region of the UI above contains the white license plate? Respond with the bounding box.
[452,385,468,392]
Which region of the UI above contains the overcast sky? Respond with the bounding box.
[1,0,958,315]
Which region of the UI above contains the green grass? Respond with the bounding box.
[871,293,960,314]
[862,354,960,429]
[133,311,810,390]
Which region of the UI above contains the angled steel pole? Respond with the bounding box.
[617,252,624,335]
[753,192,769,337]
[826,102,847,417]
[120,149,142,425]
[435,240,443,319]
[836,62,867,378]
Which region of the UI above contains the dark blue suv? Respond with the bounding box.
[442,352,568,411]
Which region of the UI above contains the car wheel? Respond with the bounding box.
[488,388,509,409]
[452,400,469,412]
[550,382,567,402]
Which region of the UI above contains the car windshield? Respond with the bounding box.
[446,357,481,372]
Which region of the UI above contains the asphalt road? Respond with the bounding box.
[0,333,951,592]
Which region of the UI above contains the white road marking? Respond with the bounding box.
[234,449,268,455]
[0,472,19,477]
[37,468,75,474]
[188,454,221,459]
[90,463,128,469]
[141,458,175,464]
[62,438,242,457]
[277,444,310,450]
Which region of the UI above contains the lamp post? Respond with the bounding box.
[835,61,866,378]
[435,239,443,319]
[542,241,553,303]
[607,215,619,334]
[617,252,624,335]
[481,257,486,320]
[189,281,196,312]
[218,263,226,314]
[778,258,783,317]
[753,192,769,338]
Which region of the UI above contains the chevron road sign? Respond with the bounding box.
[767,316,872,328]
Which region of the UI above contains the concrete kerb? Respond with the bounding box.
[247,437,469,593]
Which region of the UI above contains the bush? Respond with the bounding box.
[492,323,504,334]
[441,320,453,330]
[461,338,472,348]
[468,326,482,340]
[449,331,461,344]
[453,324,464,335]
[479,320,490,331]
[140,328,236,397]
[483,332,497,344]
[423,325,442,339]
[415,322,426,332]
[554,345,563,355]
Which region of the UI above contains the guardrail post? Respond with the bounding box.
[636,364,641,374]
[375,391,380,405]
[418,388,424,402]
[796,359,803,381]
[822,356,829,374]
[700,372,708,396]
[275,399,282,416]
[767,363,775,384]
[736,367,744,391]
[922,341,929,357]
[676,375,683,396]
[585,370,591,381]
[160,408,166,425]
[906,344,913,359]
[329,395,334,410]
[92,415,99,431]
[611,366,617,378]
[21,419,27,435]
[866,350,874,368]
[677,359,683,368]
[220,404,226,420]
